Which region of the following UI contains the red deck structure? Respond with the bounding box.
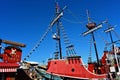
[47,56,107,79]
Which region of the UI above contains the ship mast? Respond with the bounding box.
[55,2,62,59]
[82,10,105,73]
[86,10,100,67]
[104,23,120,73]
[52,2,66,59]
[104,22,114,50]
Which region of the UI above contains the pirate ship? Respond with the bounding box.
[20,2,120,80]
[1,1,120,80]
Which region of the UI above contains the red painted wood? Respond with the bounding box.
[47,57,106,79]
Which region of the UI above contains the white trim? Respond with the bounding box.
[0,68,17,72]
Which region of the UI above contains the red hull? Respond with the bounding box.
[47,56,107,79]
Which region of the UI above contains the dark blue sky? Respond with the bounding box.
[0,0,120,64]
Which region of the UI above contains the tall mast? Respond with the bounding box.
[51,2,66,59]
[83,10,105,74]
[104,22,120,73]
[55,2,62,59]
[86,10,99,66]
[104,22,114,49]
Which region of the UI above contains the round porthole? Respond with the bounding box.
[71,68,75,72]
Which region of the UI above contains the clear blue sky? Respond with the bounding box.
[0,0,120,64]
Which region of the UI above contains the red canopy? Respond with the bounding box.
[0,62,19,72]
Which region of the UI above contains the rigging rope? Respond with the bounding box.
[113,30,120,40]
[23,25,52,61]
[62,17,86,24]
[64,8,87,24]
[66,8,104,25]
[59,22,76,56]
[97,32,109,44]
[59,22,71,46]
[105,22,120,45]
[88,34,93,63]
[97,31,109,51]
[23,4,65,61]
[66,8,83,21]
